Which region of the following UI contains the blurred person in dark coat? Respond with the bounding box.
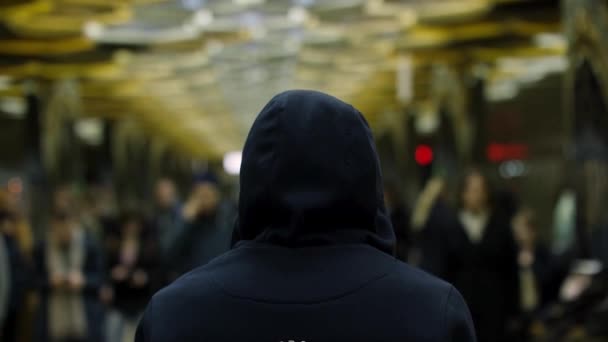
[103,210,161,342]
[513,208,556,311]
[55,184,110,244]
[0,208,30,341]
[165,173,234,278]
[34,209,104,342]
[438,169,518,342]
[510,208,558,340]
[135,90,475,342]
[0,229,8,338]
[0,189,34,342]
[152,178,182,259]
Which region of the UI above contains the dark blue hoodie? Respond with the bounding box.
[135,90,476,342]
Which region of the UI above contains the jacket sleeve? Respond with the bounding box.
[164,219,194,269]
[445,286,477,342]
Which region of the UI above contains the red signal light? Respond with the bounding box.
[415,145,434,166]
[487,143,529,162]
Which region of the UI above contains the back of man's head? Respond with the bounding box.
[234,90,395,255]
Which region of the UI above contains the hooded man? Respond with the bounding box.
[135,90,476,342]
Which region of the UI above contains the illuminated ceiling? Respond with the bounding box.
[0,0,562,159]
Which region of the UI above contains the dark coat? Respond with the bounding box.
[153,203,182,258]
[104,229,161,316]
[437,209,518,342]
[166,201,235,276]
[1,234,31,341]
[418,200,453,275]
[528,244,559,310]
[2,235,29,311]
[33,234,104,342]
[136,90,476,342]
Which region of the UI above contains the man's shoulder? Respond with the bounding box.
[146,268,218,327]
[388,263,475,341]
[136,259,229,341]
[378,261,469,337]
[152,246,455,310]
[152,249,238,306]
[382,260,454,306]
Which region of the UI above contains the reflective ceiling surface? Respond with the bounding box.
[0,0,562,158]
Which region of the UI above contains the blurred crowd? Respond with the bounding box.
[387,169,606,342]
[0,173,235,342]
[0,167,606,341]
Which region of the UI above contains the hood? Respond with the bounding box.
[234,90,395,255]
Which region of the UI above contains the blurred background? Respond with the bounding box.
[1,0,607,341]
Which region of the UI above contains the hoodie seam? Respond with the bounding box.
[207,258,399,305]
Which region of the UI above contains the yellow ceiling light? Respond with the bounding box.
[0,0,52,20]
[0,36,94,55]
[397,48,469,67]
[399,22,503,49]
[511,21,561,36]
[0,84,24,97]
[4,1,131,38]
[81,100,135,119]
[366,1,418,26]
[366,0,491,26]
[0,64,34,78]
[126,68,175,81]
[471,45,566,63]
[0,0,560,158]
[416,0,492,24]
[130,0,173,4]
[398,19,558,51]
[398,27,453,49]
[81,80,142,98]
[0,61,123,80]
[56,0,132,6]
[45,62,124,80]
